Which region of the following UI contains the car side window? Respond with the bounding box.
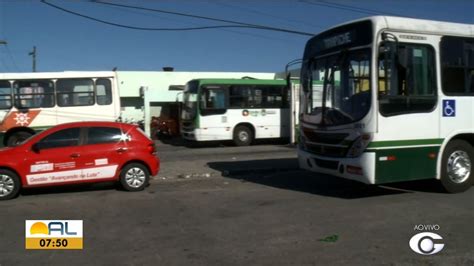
[87,127,123,145]
[38,128,81,149]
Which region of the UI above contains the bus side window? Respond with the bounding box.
[96,78,112,105]
[0,80,12,109]
[378,42,437,116]
[13,80,54,108]
[57,79,94,107]
[441,36,474,95]
[229,85,251,108]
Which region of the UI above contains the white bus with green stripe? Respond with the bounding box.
[181,78,289,146]
[298,16,474,193]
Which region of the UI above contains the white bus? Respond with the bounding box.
[298,16,474,193]
[181,78,290,145]
[0,71,120,146]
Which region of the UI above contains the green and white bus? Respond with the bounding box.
[298,16,474,193]
[181,78,289,146]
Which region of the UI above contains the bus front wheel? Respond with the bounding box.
[6,131,33,147]
[233,125,253,146]
[440,140,473,193]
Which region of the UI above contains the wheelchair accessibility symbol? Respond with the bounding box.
[443,100,455,117]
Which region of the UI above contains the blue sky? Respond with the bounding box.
[0,0,473,73]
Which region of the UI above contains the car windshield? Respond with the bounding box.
[302,48,371,126]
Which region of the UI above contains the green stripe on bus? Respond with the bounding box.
[375,146,440,184]
[367,138,443,149]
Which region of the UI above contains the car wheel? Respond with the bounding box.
[0,169,21,200]
[119,163,150,191]
[233,125,253,146]
[440,140,473,193]
[6,131,33,147]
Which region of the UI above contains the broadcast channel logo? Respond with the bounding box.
[25,220,83,250]
[409,224,444,255]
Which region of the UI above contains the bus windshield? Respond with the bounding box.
[181,81,198,120]
[302,48,371,126]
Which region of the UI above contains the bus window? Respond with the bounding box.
[96,78,112,105]
[57,79,94,107]
[441,36,474,95]
[229,85,264,108]
[14,80,54,108]
[200,86,226,115]
[0,80,12,109]
[262,86,285,108]
[378,42,436,116]
[229,85,250,108]
[202,87,226,109]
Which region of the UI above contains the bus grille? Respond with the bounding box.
[305,143,348,157]
[313,158,339,170]
[181,121,194,131]
[302,128,349,144]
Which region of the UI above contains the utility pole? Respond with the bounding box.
[29,46,36,72]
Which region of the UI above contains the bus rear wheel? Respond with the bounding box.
[233,125,253,146]
[6,131,33,147]
[440,140,473,193]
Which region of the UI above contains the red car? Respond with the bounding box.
[0,121,159,200]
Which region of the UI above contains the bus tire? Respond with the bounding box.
[119,163,150,192]
[233,125,253,146]
[0,169,21,200]
[6,131,33,147]
[440,140,473,193]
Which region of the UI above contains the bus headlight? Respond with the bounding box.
[346,134,371,158]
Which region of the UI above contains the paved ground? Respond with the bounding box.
[0,139,473,265]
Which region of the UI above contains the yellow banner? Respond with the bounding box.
[25,238,83,250]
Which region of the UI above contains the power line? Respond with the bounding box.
[92,0,314,35]
[41,1,259,31]
[300,0,401,17]
[207,1,325,29]
[41,0,314,36]
[97,3,303,44]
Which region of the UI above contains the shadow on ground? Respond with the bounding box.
[208,158,446,199]
[19,182,122,197]
[157,136,291,148]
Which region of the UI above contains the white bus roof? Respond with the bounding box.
[329,16,473,37]
[0,71,116,79]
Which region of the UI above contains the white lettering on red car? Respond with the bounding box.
[30,163,54,173]
[94,158,108,166]
[26,165,118,185]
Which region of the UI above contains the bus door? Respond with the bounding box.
[199,85,229,140]
[375,33,440,183]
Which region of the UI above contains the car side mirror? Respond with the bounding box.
[31,143,41,153]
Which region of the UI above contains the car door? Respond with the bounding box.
[22,127,85,187]
[77,126,129,181]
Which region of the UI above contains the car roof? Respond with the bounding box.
[52,121,134,129]
[17,121,139,148]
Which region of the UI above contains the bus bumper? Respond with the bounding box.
[182,128,232,141]
[181,130,197,141]
[297,149,376,184]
